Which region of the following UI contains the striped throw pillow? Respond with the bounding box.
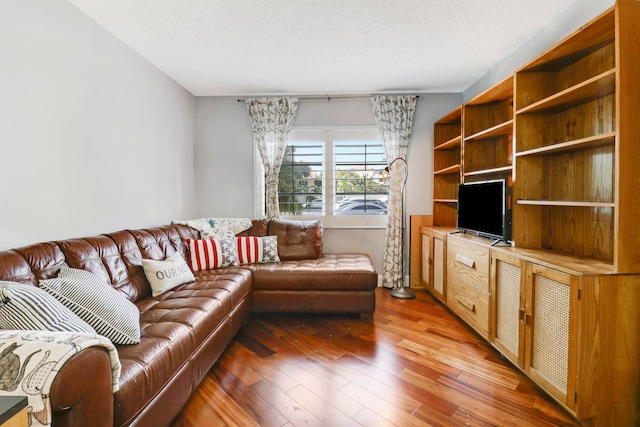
[0,281,96,334]
[187,238,239,271]
[236,236,280,265]
[40,268,140,345]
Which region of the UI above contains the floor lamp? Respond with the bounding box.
[383,157,415,299]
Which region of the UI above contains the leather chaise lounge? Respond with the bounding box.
[0,219,378,427]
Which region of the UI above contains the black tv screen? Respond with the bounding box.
[457,179,510,241]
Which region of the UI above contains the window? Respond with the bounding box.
[333,138,388,216]
[277,141,323,215]
[255,127,388,227]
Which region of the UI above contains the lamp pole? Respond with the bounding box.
[386,157,416,299]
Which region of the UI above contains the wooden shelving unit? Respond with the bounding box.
[512,6,617,265]
[423,3,640,426]
[430,77,514,227]
[516,69,615,115]
[462,75,514,182]
[432,106,462,226]
[515,131,615,157]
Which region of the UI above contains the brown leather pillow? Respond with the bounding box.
[237,219,268,237]
[267,219,323,261]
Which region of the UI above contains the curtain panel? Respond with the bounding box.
[372,95,417,289]
[246,97,298,219]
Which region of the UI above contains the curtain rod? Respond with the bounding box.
[235,94,420,102]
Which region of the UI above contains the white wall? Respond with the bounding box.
[195,97,255,216]
[0,0,197,250]
[194,94,462,276]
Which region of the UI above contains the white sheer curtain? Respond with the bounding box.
[246,97,298,219]
[372,95,417,289]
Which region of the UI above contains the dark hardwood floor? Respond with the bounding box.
[170,287,580,426]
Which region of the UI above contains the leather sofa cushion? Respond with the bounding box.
[57,235,138,300]
[0,242,67,286]
[267,219,322,260]
[237,219,269,237]
[248,253,377,291]
[114,268,252,426]
[128,227,193,261]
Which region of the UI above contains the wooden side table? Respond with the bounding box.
[0,397,27,427]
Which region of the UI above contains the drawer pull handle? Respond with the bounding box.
[455,253,476,268]
[457,297,475,312]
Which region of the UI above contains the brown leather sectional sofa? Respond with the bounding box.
[0,219,377,427]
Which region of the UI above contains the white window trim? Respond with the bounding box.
[253,125,388,228]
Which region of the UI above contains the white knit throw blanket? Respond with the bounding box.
[172,217,253,239]
[0,330,121,427]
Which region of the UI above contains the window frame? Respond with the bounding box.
[254,126,388,228]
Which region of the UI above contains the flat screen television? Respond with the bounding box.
[457,179,511,243]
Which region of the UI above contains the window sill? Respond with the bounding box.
[280,214,387,229]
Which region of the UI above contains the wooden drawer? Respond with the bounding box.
[447,236,490,292]
[447,270,490,337]
[446,236,490,337]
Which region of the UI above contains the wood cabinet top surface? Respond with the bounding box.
[421,226,458,239]
[493,245,614,277]
[430,230,615,277]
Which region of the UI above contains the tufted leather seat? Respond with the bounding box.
[0,219,377,427]
[248,254,377,314]
[115,268,251,426]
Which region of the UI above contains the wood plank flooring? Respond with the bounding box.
[170,288,581,427]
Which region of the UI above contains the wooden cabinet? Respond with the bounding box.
[446,234,490,338]
[424,2,640,426]
[431,234,445,301]
[489,245,640,426]
[410,215,433,290]
[425,230,639,427]
[489,250,525,366]
[420,226,454,302]
[523,263,579,411]
[491,252,580,410]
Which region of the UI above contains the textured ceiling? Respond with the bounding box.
[66,0,579,96]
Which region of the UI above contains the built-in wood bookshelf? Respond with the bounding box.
[512,7,618,266]
[432,106,461,226]
[422,3,640,426]
[429,4,637,270]
[462,75,514,185]
[431,76,514,227]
